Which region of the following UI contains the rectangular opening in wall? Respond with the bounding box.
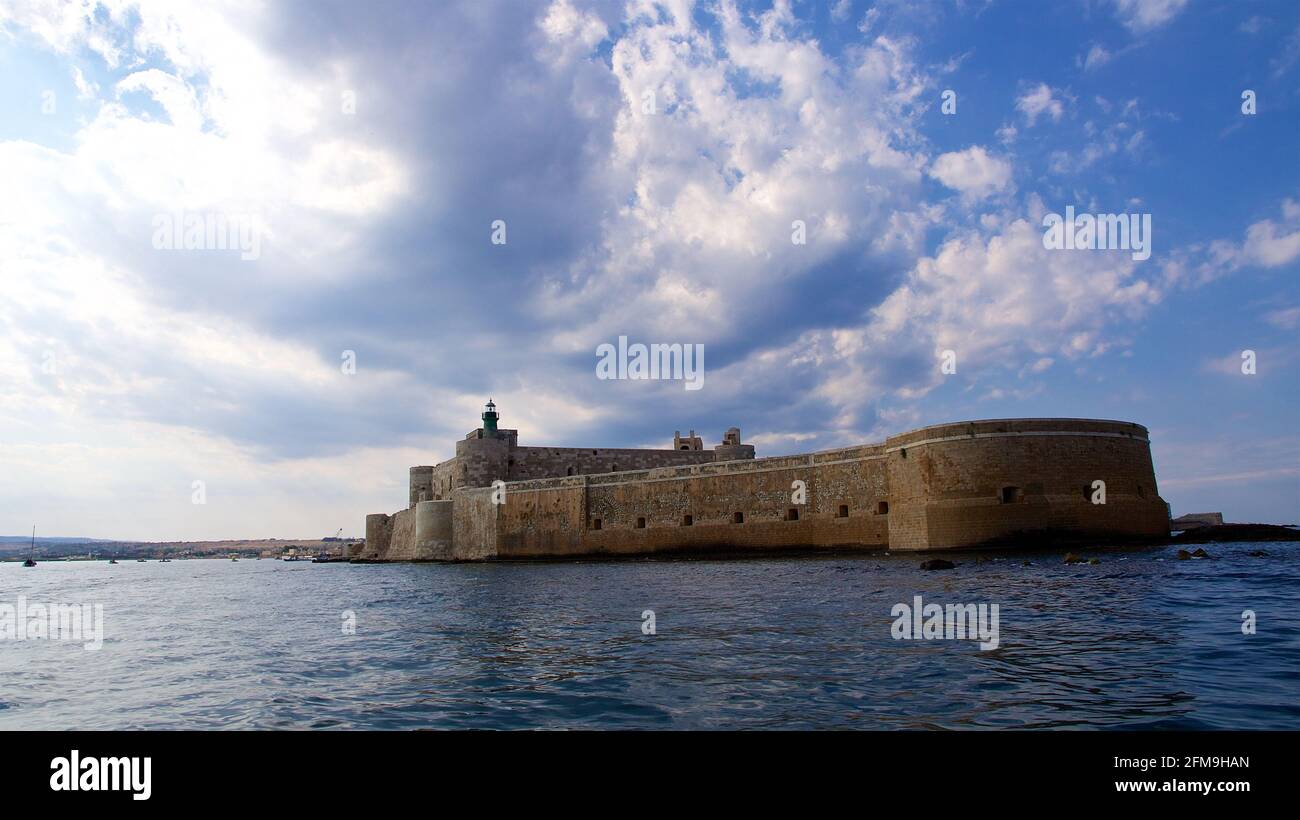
[1000,486,1023,504]
[636,517,646,529]
[591,518,602,530]
[682,514,693,526]
[876,501,889,515]
[733,512,744,524]
[786,508,799,521]
[838,504,849,518]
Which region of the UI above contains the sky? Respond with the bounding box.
[0,0,1296,540]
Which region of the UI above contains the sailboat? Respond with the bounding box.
[22,526,36,567]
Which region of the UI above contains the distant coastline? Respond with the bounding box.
[0,537,358,562]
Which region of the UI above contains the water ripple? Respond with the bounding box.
[1,542,1297,729]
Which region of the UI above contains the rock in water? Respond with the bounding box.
[920,559,955,571]
[1176,549,1192,560]
[1247,550,1270,557]
[1190,547,1210,558]
[1064,553,1088,564]
[1088,558,1101,565]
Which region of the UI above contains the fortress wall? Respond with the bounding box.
[455,437,510,489]
[505,446,716,481]
[430,460,460,499]
[409,466,434,507]
[359,512,392,560]
[370,418,1171,562]
[482,446,890,559]
[450,487,501,561]
[409,461,461,507]
[494,477,588,558]
[885,419,1168,550]
[378,507,418,560]
[413,500,454,560]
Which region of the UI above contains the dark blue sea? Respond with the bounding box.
[2,542,1297,730]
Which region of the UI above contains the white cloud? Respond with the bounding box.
[1239,16,1267,35]
[1112,0,1188,34]
[929,146,1013,200]
[71,65,98,99]
[1185,197,1300,283]
[1082,44,1111,70]
[1264,306,1300,330]
[537,0,608,66]
[116,69,204,131]
[540,0,933,351]
[1016,83,1064,125]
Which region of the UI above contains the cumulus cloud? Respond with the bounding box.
[1187,198,1300,281]
[1016,82,1065,125]
[1111,0,1188,34]
[928,146,1013,200]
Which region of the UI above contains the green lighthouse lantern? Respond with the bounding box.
[482,399,499,436]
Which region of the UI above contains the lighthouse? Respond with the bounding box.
[481,399,499,436]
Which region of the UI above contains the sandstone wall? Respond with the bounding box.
[413,500,454,559]
[885,418,1168,549]
[505,446,717,481]
[481,445,890,560]
[409,466,434,507]
[450,487,500,561]
[379,507,418,560]
[358,512,392,561]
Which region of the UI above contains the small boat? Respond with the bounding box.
[136,558,147,562]
[22,526,37,567]
[22,558,36,568]
[160,558,171,563]
[108,559,118,564]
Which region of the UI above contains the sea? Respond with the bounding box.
[1,542,1297,730]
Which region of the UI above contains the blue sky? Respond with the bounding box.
[0,0,1296,539]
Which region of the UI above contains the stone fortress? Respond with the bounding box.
[355,401,1170,562]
